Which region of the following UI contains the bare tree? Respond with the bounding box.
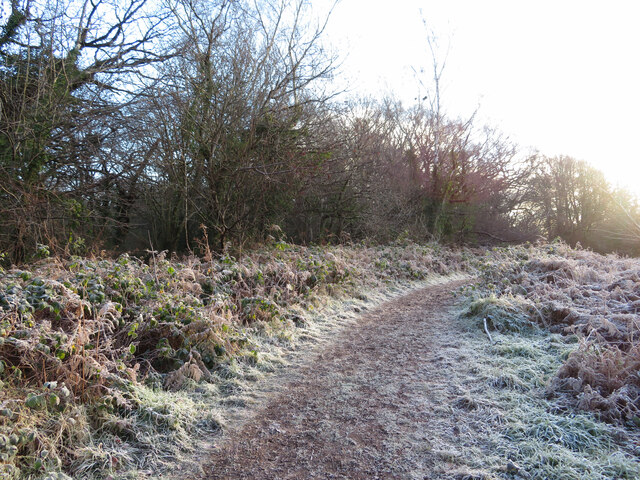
[0,0,174,260]
[145,0,338,251]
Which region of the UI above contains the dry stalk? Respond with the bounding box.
[483,317,494,344]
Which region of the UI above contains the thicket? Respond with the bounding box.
[1,0,638,265]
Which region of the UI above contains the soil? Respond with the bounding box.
[199,279,491,480]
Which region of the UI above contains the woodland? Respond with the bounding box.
[1,0,639,264]
[1,1,640,479]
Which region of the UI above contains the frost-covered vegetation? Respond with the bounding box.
[3,236,640,479]
[468,240,640,425]
[0,241,468,479]
[450,320,640,480]
[459,241,640,479]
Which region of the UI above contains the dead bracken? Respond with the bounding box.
[469,240,640,425]
[0,241,468,479]
[2,240,640,479]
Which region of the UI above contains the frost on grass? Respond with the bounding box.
[466,294,539,333]
[0,241,469,479]
[468,241,640,426]
[454,316,640,480]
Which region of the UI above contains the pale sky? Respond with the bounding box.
[315,0,640,195]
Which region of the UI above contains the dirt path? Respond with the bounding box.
[200,279,490,480]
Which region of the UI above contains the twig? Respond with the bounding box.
[483,317,494,344]
[531,303,546,327]
[471,230,515,243]
[147,231,159,284]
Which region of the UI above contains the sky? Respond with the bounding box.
[314,0,640,195]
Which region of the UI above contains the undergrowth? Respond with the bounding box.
[467,240,640,426]
[0,241,468,479]
[5,237,639,479]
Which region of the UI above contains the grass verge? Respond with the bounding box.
[451,309,640,480]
